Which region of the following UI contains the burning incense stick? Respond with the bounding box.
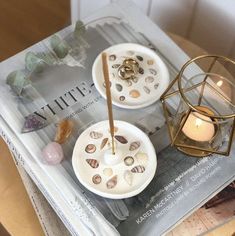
[102,52,115,155]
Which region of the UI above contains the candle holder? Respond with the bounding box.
[160,55,235,157]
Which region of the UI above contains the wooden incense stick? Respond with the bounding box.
[102,52,115,155]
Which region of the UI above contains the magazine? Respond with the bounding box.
[0,1,234,235]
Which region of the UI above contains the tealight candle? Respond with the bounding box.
[182,107,215,142]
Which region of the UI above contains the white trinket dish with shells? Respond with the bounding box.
[72,120,157,199]
[92,43,170,109]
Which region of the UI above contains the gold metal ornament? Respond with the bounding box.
[118,58,139,80]
[160,55,235,157]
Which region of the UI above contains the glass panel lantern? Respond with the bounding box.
[160,55,235,157]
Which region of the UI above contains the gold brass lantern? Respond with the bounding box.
[160,55,235,157]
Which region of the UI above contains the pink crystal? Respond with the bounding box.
[42,142,64,165]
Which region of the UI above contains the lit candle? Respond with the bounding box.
[182,108,215,142]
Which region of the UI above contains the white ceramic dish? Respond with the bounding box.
[92,43,170,109]
[72,120,157,199]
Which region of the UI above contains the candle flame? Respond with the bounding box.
[195,118,202,128]
[216,80,223,87]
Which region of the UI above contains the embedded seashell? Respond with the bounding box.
[90,131,103,139]
[103,81,112,88]
[85,144,96,153]
[130,89,140,98]
[109,54,116,61]
[132,77,138,83]
[127,50,134,56]
[129,141,140,151]
[119,96,125,101]
[131,165,145,173]
[136,55,143,61]
[124,170,133,186]
[149,68,157,75]
[124,156,134,166]
[86,159,99,168]
[147,60,154,65]
[124,80,132,87]
[100,138,109,150]
[103,168,113,177]
[135,152,148,165]
[143,86,150,94]
[115,83,123,92]
[112,64,121,68]
[54,119,73,144]
[115,135,128,144]
[145,76,154,83]
[138,67,144,74]
[92,174,102,184]
[106,175,117,189]
[154,83,159,89]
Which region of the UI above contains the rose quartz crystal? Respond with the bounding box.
[42,142,64,165]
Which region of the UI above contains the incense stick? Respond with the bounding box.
[102,52,115,155]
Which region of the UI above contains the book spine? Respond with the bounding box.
[0,126,78,236]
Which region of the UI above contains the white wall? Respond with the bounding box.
[70,0,235,60]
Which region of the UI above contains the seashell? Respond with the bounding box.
[85,144,96,153]
[124,170,133,186]
[131,165,145,173]
[136,55,143,61]
[132,77,138,83]
[149,68,157,75]
[147,60,154,65]
[103,168,113,177]
[143,86,150,94]
[90,131,103,139]
[127,50,134,56]
[145,76,154,83]
[22,114,48,133]
[54,119,73,144]
[138,67,144,74]
[129,89,140,98]
[124,156,134,166]
[106,175,117,189]
[109,54,116,61]
[42,142,64,165]
[50,35,69,59]
[124,80,132,87]
[129,141,140,151]
[112,64,121,68]
[154,83,159,89]
[103,81,112,88]
[86,159,99,168]
[119,96,125,101]
[115,83,123,92]
[100,138,109,150]
[115,135,128,144]
[135,152,148,165]
[92,174,102,184]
